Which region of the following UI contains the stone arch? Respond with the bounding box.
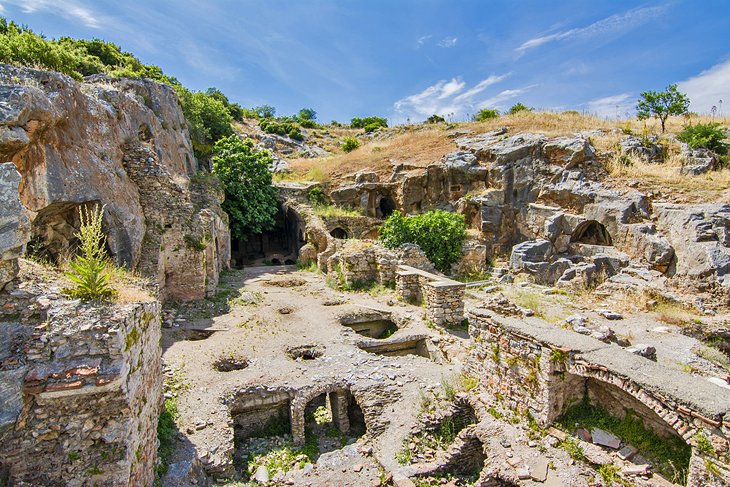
[570,220,612,245]
[291,384,368,446]
[329,227,349,239]
[565,364,692,441]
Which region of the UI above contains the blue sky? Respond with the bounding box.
[1,0,729,123]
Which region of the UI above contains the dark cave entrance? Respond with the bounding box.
[377,195,396,219]
[330,227,349,239]
[26,201,111,264]
[570,220,612,246]
[231,205,305,267]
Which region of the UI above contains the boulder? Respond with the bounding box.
[0,162,30,289]
[620,135,664,162]
[509,240,553,271]
[679,144,719,175]
[543,136,595,167]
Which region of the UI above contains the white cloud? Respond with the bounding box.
[585,93,634,118]
[678,59,730,115]
[1,0,104,28]
[393,74,512,121]
[416,35,432,48]
[437,36,458,48]
[477,88,532,110]
[516,6,666,54]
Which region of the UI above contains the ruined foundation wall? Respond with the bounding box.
[466,310,730,485]
[396,265,465,326]
[0,299,162,487]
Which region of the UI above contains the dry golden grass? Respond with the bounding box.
[283,128,455,181]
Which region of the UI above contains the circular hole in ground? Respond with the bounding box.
[287,344,324,360]
[213,354,249,372]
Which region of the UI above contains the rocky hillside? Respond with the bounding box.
[0,64,229,301]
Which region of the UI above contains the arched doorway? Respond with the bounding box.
[570,220,612,245]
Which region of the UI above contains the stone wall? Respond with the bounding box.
[0,294,162,486]
[396,265,465,326]
[465,308,730,486]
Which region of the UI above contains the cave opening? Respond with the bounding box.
[377,195,396,219]
[330,227,349,239]
[230,205,304,267]
[570,220,612,246]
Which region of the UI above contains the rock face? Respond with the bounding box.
[0,162,30,289]
[0,64,229,301]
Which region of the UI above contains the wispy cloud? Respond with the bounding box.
[585,93,634,118]
[478,87,533,110]
[416,35,432,48]
[1,0,105,28]
[437,36,458,48]
[515,6,666,55]
[393,74,511,121]
[678,58,730,115]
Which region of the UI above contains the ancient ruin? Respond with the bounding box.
[1,19,730,487]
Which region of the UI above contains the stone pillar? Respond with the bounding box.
[329,391,350,434]
[425,281,465,327]
[290,401,306,446]
[396,270,421,304]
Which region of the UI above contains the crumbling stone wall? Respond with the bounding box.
[466,309,730,485]
[122,145,230,301]
[0,297,162,486]
[396,265,465,326]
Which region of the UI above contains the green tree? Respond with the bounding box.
[254,105,276,118]
[177,88,233,158]
[636,84,690,133]
[425,114,446,124]
[379,210,467,272]
[473,109,500,121]
[298,108,317,121]
[350,116,388,130]
[212,135,278,240]
[508,103,532,115]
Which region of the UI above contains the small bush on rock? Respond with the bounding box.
[379,210,467,272]
[425,114,446,124]
[508,103,532,115]
[64,204,116,301]
[676,122,729,154]
[341,136,360,152]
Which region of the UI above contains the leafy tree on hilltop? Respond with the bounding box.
[298,108,317,121]
[508,103,532,115]
[473,109,500,121]
[177,89,233,158]
[426,114,446,124]
[254,105,276,119]
[212,135,278,240]
[636,84,690,133]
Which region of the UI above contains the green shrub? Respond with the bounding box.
[299,119,319,129]
[341,136,360,152]
[473,109,499,121]
[426,114,446,124]
[176,88,233,158]
[363,122,382,133]
[212,135,278,240]
[298,107,317,121]
[254,105,276,118]
[379,210,467,272]
[307,186,327,206]
[259,118,303,141]
[508,103,532,115]
[64,205,116,301]
[351,116,388,130]
[676,123,729,154]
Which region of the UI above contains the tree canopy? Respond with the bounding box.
[211,135,278,240]
[636,84,690,133]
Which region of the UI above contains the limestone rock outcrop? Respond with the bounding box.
[0,162,30,289]
[0,64,229,301]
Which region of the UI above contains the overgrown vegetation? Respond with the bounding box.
[508,103,532,115]
[426,114,446,124]
[676,122,729,154]
[259,118,304,140]
[211,135,278,241]
[64,205,116,301]
[341,136,360,152]
[557,399,691,483]
[350,116,388,132]
[379,210,467,272]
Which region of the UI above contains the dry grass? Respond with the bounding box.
[283,129,455,181]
